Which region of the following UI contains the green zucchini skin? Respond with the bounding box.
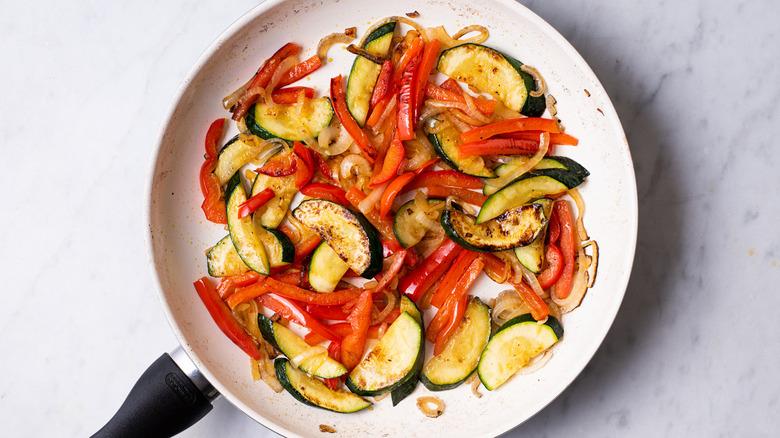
[390,296,425,406]
[441,203,548,252]
[484,156,575,196]
[263,227,295,265]
[477,314,563,390]
[437,43,545,117]
[420,297,492,391]
[292,199,382,279]
[346,21,396,126]
[513,198,554,273]
[274,358,371,413]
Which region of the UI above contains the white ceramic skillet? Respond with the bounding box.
[94,0,637,436]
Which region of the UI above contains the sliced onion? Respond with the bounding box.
[373,95,397,132]
[363,16,428,47]
[546,94,564,132]
[340,154,371,182]
[413,208,440,231]
[372,287,397,325]
[551,245,590,312]
[418,104,446,126]
[347,44,385,64]
[492,289,529,326]
[445,195,477,215]
[582,240,599,289]
[264,55,298,108]
[442,109,476,133]
[329,124,354,156]
[405,137,434,170]
[568,188,589,241]
[358,182,388,214]
[521,64,547,98]
[518,350,553,375]
[416,396,445,418]
[518,259,548,299]
[223,77,253,110]
[452,25,489,43]
[317,29,356,61]
[466,372,483,398]
[461,92,493,125]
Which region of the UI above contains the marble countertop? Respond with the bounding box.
[2,0,778,436]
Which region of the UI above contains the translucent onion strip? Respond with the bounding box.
[223,77,253,110]
[582,240,599,289]
[416,396,445,418]
[451,25,490,43]
[372,287,397,325]
[568,188,588,241]
[518,350,553,375]
[362,16,429,46]
[492,289,530,326]
[264,56,298,108]
[358,182,388,214]
[466,372,483,398]
[520,64,547,98]
[317,29,356,61]
[551,245,590,312]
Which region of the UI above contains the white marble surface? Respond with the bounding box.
[1,0,778,436]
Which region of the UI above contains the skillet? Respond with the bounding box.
[93,0,638,436]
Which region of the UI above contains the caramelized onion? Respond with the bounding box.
[223,77,253,110]
[521,64,547,98]
[416,396,445,418]
[317,29,356,61]
[358,182,387,213]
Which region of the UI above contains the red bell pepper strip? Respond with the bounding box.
[193,277,261,360]
[330,75,378,162]
[508,278,549,321]
[345,187,398,242]
[255,151,297,177]
[269,86,315,104]
[369,250,407,293]
[300,183,349,205]
[537,243,564,290]
[427,257,484,345]
[264,277,364,306]
[480,253,509,284]
[460,117,560,143]
[433,294,470,356]
[294,234,322,263]
[439,78,462,93]
[304,320,390,346]
[233,42,300,121]
[225,276,270,308]
[292,142,314,188]
[311,152,336,181]
[426,185,487,206]
[399,238,464,302]
[277,55,322,87]
[501,130,579,146]
[424,82,495,115]
[401,170,483,193]
[382,239,419,266]
[396,48,422,141]
[547,209,561,244]
[305,304,351,321]
[365,92,394,129]
[370,60,394,108]
[412,38,441,120]
[340,290,373,370]
[379,172,416,218]
[393,36,424,83]
[458,138,553,158]
[237,188,275,219]
[371,136,406,186]
[257,293,342,343]
[553,200,576,299]
[217,271,262,299]
[429,251,481,308]
[199,119,227,224]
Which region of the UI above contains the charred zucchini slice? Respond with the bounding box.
[426,121,495,178]
[437,43,545,116]
[421,297,491,391]
[275,358,371,413]
[513,198,554,273]
[478,314,563,390]
[292,199,382,279]
[441,202,548,252]
[390,296,425,406]
[393,197,444,248]
[206,234,250,277]
[345,312,423,396]
[249,161,298,229]
[213,134,267,186]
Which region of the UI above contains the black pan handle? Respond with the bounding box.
[92,347,220,438]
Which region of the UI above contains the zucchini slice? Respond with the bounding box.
[206,235,250,277]
[255,225,294,268]
[393,197,444,248]
[308,241,350,293]
[437,43,545,117]
[245,97,334,142]
[390,296,425,406]
[275,358,371,413]
[478,314,563,390]
[476,166,588,224]
[292,199,382,279]
[513,198,554,273]
[426,121,495,178]
[226,175,270,275]
[258,314,347,378]
[345,312,423,396]
[214,135,266,186]
[421,297,491,391]
[484,156,571,196]
[346,21,396,126]
[441,203,548,252]
[249,166,298,229]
